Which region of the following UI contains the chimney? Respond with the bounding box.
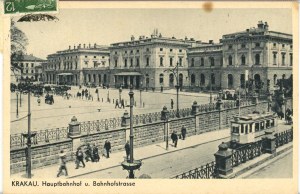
[89,43,91,48]
[257,21,264,29]
[83,44,86,48]
[74,45,76,49]
[131,35,135,41]
[264,22,269,30]
[78,44,81,49]
[69,45,71,50]
[209,40,214,44]
[94,43,96,48]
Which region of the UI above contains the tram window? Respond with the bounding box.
[255,123,260,132]
[261,122,264,130]
[245,125,248,134]
[249,124,252,133]
[241,125,244,133]
[232,126,239,133]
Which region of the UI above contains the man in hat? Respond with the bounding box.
[171,131,178,148]
[104,140,111,158]
[75,147,85,169]
[124,141,130,160]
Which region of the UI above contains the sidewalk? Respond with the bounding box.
[11,128,230,179]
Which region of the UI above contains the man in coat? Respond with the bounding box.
[181,126,187,140]
[104,140,111,158]
[75,147,85,169]
[57,150,68,177]
[92,144,100,162]
[125,141,130,160]
[171,131,178,148]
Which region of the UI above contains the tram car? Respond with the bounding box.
[230,112,277,145]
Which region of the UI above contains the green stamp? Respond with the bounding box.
[4,0,57,14]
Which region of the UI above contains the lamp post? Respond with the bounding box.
[140,82,143,108]
[16,91,19,118]
[121,85,142,178]
[210,63,213,104]
[22,82,36,178]
[175,62,180,117]
[119,86,122,102]
[161,106,169,150]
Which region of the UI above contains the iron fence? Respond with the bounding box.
[80,117,122,135]
[10,127,69,149]
[275,128,293,148]
[172,161,217,179]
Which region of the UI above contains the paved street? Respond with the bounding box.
[10,87,213,134]
[246,151,293,179]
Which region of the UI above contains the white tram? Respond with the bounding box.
[230,112,277,144]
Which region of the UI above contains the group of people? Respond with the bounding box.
[57,140,112,177]
[76,89,93,101]
[115,99,125,109]
[170,126,187,148]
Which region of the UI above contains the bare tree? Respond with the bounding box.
[10,19,28,77]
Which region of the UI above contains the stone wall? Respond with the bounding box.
[10,101,269,174]
[10,139,72,174]
[80,129,126,153]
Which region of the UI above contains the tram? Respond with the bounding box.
[230,112,277,145]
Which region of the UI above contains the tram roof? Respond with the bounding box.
[232,112,275,123]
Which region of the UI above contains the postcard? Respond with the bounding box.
[1,1,298,194]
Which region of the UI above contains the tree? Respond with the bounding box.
[10,19,28,77]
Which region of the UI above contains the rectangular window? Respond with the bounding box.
[255,123,260,132]
[282,44,285,48]
[179,49,182,52]
[179,58,182,66]
[31,63,34,67]
[273,43,276,47]
[255,43,260,47]
[130,50,133,54]
[124,59,127,67]
[282,53,286,66]
[160,57,163,66]
[130,58,133,67]
[241,44,246,48]
[241,124,244,133]
[170,49,173,52]
[170,58,173,66]
[273,53,277,65]
[115,51,117,54]
[228,45,233,49]
[136,58,140,66]
[94,56,96,58]
[290,54,293,66]
[232,126,239,133]
[125,51,127,54]
[146,58,149,66]
[115,59,118,67]
[26,63,28,67]
[146,48,150,52]
[137,50,139,53]
[191,58,194,67]
[160,48,163,51]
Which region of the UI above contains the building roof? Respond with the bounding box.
[21,54,45,61]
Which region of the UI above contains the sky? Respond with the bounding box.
[13,8,292,59]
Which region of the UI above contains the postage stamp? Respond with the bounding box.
[3,0,57,14]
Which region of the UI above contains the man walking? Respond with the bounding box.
[125,141,130,160]
[181,126,187,140]
[171,131,178,148]
[57,150,68,177]
[121,99,125,109]
[104,140,111,158]
[85,143,93,162]
[92,144,100,162]
[75,147,85,169]
[171,99,174,109]
[115,99,119,109]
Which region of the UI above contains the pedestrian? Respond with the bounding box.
[95,88,98,94]
[92,144,100,162]
[104,140,111,158]
[171,131,178,148]
[85,143,93,162]
[81,89,84,99]
[37,96,41,106]
[181,126,187,140]
[121,99,125,109]
[171,99,174,109]
[75,147,85,169]
[115,99,119,109]
[57,150,68,177]
[125,141,130,160]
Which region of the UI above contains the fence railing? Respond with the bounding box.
[9,101,260,149]
[275,128,293,148]
[172,161,217,179]
[10,127,69,149]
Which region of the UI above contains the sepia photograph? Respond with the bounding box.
[3,1,298,194]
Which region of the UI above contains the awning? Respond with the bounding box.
[115,72,142,76]
[57,73,73,76]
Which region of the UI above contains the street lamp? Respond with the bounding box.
[21,82,36,178]
[140,82,143,108]
[119,86,122,102]
[16,91,19,118]
[210,63,213,104]
[165,62,180,117]
[161,106,169,150]
[121,85,142,178]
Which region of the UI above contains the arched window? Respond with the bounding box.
[200,74,205,85]
[211,73,215,85]
[241,55,246,65]
[179,73,183,87]
[201,58,204,66]
[169,74,174,87]
[191,74,195,85]
[159,74,164,84]
[228,55,233,66]
[273,74,277,85]
[228,74,233,88]
[240,74,245,88]
[255,54,260,65]
[254,74,261,87]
